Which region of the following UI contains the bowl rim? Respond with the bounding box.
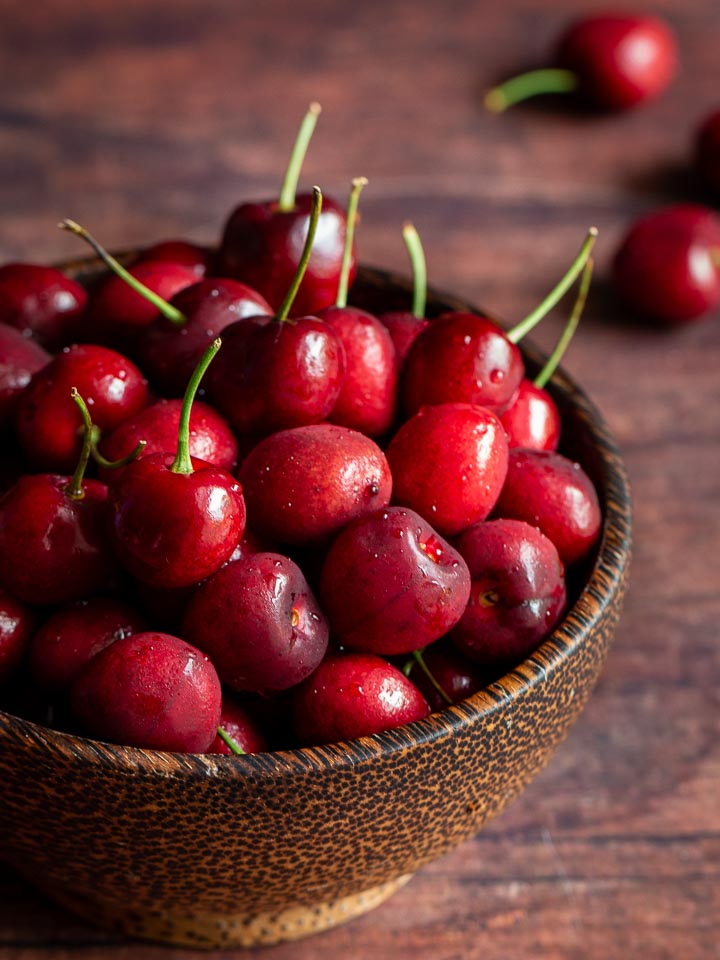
[0,258,632,777]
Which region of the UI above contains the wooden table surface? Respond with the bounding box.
[0,1,718,957]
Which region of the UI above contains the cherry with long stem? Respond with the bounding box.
[334,177,367,309]
[534,255,593,389]
[402,222,427,320]
[278,102,322,212]
[275,186,323,321]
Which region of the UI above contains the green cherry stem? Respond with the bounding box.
[90,427,147,471]
[484,68,579,113]
[58,219,187,327]
[335,177,368,309]
[65,389,95,500]
[710,247,720,268]
[534,256,594,390]
[402,222,427,319]
[411,649,453,706]
[275,186,323,323]
[506,227,598,345]
[278,102,322,212]
[170,338,222,476]
[216,726,246,755]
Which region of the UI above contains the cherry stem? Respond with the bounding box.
[506,227,598,345]
[58,220,187,327]
[170,338,222,475]
[484,68,579,113]
[216,726,246,755]
[412,649,453,706]
[335,177,368,309]
[275,186,323,322]
[711,247,720,268]
[89,427,147,471]
[402,222,427,319]
[534,257,594,390]
[278,102,322,212]
[65,389,94,500]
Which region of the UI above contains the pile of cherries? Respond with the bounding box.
[0,106,603,756]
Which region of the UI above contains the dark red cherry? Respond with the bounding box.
[695,109,720,196]
[217,104,353,314]
[70,632,222,753]
[613,204,720,325]
[15,343,149,473]
[493,448,601,567]
[450,519,567,666]
[387,403,509,536]
[0,325,50,431]
[0,263,87,350]
[292,653,430,746]
[240,423,392,546]
[136,239,212,277]
[183,553,329,694]
[485,14,677,112]
[319,506,471,656]
[208,697,267,755]
[405,639,492,712]
[0,587,35,685]
[29,597,146,692]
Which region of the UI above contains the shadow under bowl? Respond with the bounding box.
[0,258,632,949]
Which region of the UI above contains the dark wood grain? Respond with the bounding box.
[0,0,718,958]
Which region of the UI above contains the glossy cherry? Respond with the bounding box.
[292,653,430,746]
[208,697,267,755]
[613,204,720,325]
[378,222,430,365]
[218,103,354,314]
[0,325,50,432]
[695,109,720,196]
[387,402,509,536]
[0,263,87,349]
[109,340,246,588]
[485,14,677,112]
[493,448,601,567]
[450,519,567,666]
[0,587,35,686]
[319,506,471,656]
[240,423,392,546]
[70,631,222,753]
[183,553,329,694]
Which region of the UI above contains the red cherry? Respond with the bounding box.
[405,639,491,712]
[387,403,509,536]
[0,587,35,685]
[0,263,87,350]
[70,632,222,753]
[450,518,567,666]
[319,507,471,656]
[485,14,677,112]
[493,449,601,567]
[695,109,720,196]
[0,324,50,431]
[613,204,720,325]
[183,553,329,694]
[208,697,267,755]
[136,240,212,277]
[292,653,430,746]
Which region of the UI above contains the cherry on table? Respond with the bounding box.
[485,14,677,113]
[0,324,50,432]
[217,103,353,315]
[0,263,87,350]
[292,653,430,746]
[70,631,222,753]
[613,204,720,325]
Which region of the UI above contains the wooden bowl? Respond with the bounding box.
[0,257,632,949]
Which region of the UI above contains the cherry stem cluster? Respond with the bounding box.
[534,256,594,389]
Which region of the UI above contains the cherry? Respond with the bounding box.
[402,229,597,417]
[29,597,147,692]
[450,519,567,667]
[218,103,354,314]
[15,342,149,473]
[207,697,268,755]
[70,632,222,753]
[318,178,398,437]
[404,639,491,712]
[493,448,601,567]
[695,109,720,196]
[501,256,593,451]
[0,391,118,605]
[613,204,720,325]
[207,187,346,435]
[109,340,246,588]
[387,402,509,536]
[292,653,430,746]
[97,397,238,484]
[0,325,50,432]
[182,553,329,694]
[0,587,35,686]
[319,506,471,656]
[239,423,392,546]
[136,239,212,277]
[0,263,87,350]
[485,14,677,113]
[377,222,429,365]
